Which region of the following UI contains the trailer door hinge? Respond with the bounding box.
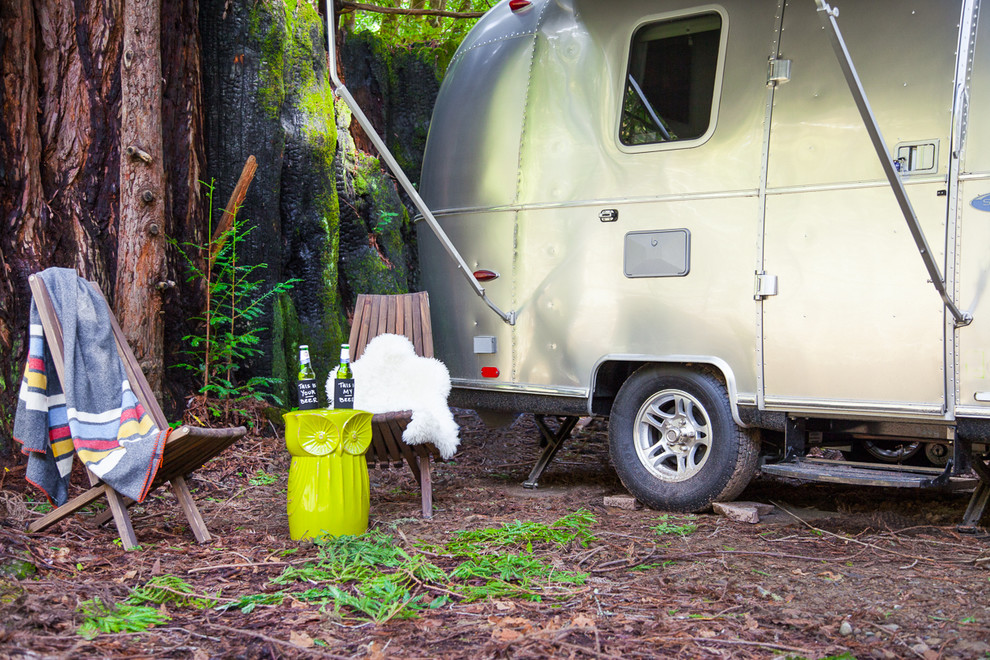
[767,58,792,87]
[755,272,778,300]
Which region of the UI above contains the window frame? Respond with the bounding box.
[615,5,729,154]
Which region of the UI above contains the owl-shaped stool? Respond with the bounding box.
[283,409,372,540]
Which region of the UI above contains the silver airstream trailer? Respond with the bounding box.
[330,0,990,521]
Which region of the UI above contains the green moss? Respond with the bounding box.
[250,2,288,120]
[251,0,328,120]
[272,292,300,408]
[319,212,348,368]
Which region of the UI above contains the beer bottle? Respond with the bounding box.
[297,344,319,410]
[336,344,352,379]
[333,343,354,408]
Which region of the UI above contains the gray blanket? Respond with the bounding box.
[13,268,167,506]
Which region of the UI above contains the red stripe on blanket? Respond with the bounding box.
[74,438,121,451]
[48,425,71,441]
[119,406,144,423]
[28,357,45,371]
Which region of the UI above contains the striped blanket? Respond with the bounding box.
[13,268,168,506]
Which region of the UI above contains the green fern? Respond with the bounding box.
[76,597,170,639]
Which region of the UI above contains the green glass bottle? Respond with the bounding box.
[297,344,319,410]
[333,344,354,409]
[336,344,352,379]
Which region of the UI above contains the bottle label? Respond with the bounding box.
[333,379,355,409]
[297,379,319,410]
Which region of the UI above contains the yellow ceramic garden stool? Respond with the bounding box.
[283,409,373,540]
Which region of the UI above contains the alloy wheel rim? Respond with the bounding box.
[633,388,712,482]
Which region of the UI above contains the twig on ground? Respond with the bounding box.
[771,501,937,564]
[203,621,349,658]
[589,548,858,573]
[689,636,817,655]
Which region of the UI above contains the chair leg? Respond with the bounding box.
[91,497,134,527]
[105,487,140,550]
[85,477,213,544]
[27,484,110,533]
[418,450,433,519]
[170,475,212,544]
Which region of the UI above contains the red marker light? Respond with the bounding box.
[509,0,533,13]
[473,269,499,282]
[481,367,500,378]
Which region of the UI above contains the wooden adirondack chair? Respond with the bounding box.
[25,274,246,549]
[348,292,442,518]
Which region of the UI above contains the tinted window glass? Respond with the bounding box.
[620,14,722,146]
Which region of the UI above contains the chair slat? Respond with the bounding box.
[28,276,68,390]
[386,296,397,340]
[395,295,407,339]
[418,293,434,359]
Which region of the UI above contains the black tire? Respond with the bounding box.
[843,439,927,466]
[608,365,759,512]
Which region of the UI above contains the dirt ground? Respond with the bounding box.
[2,410,989,659]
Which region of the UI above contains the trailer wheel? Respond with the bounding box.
[608,365,759,512]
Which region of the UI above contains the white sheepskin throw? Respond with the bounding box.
[326,333,459,459]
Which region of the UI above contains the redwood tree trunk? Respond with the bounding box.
[1,0,204,448]
[1,1,123,443]
[116,0,167,394]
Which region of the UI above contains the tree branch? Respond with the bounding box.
[339,1,485,18]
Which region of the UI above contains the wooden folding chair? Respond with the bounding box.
[25,274,246,549]
[349,292,442,518]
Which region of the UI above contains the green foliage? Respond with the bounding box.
[350,0,497,50]
[170,179,300,418]
[651,514,698,538]
[267,514,593,622]
[127,575,218,609]
[216,592,287,614]
[447,509,597,554]
[450,553,587,602]
[76,597,170,639]
[248,469,279,486]
[273,530,444,622]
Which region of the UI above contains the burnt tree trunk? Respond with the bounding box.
[116,0,167,394]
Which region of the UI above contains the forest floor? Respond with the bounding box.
[2,410,990,659]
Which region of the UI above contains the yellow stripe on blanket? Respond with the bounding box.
[118,415,155,440]
[26,370,46,390]
[51,438,75,458]
[76,448,113,464]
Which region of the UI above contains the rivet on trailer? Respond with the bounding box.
[328,0,990,529]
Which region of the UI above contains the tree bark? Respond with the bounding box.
[160,0,208,412]
[116,0,167,394]
[1,0,124,443]
[0,0,48,430]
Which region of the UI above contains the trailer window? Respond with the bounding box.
[620,13,722,147]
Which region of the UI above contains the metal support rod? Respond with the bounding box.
[326,9,516,325]
[814,0,972,328]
